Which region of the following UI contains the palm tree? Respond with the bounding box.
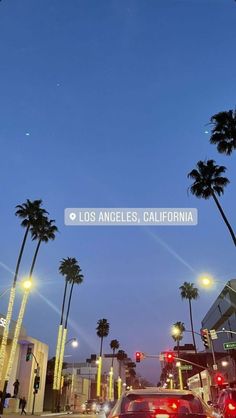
[179,283,199,351]
[0,199,46,386]
[110,339,120,367]
[55,258,83,395]
[108,339,119,401]
[53,258,77,391]
[96,318,110,357]
[171,321,185,358]
[3,217,58,394]
[188,159,236,246]
[210,109,236,155]
[64,264,84,328]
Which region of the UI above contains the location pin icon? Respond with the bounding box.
[69,212,77,221]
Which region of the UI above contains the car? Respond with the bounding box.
[108,387,216,418]
[82,399,99,414]
[214,388,236,418]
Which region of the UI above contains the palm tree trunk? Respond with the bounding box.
[60,280,68,325]
[0,289,30,412]
[0,225,30,383]
[189,299,197,351]
[29,239,41,277]
[189,300,204,397]
[53,280,69,391]
[56,282,75,401]
[111,348,115,367]
[65,282,74,328]
[177,340,180,358]
[212,192,236,246]
[13,225,30,286]
[100,336,104,357]
[53,280,68,391]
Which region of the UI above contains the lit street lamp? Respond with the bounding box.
[198,275,236,294]
[65,338,79,348]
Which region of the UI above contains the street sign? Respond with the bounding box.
[180,365,193,370]
[223,342,236,350]
[210,329,218,340]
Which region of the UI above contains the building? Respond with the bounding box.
[0,313,48,414]
[201,279,236,386]
[186,280,236,401]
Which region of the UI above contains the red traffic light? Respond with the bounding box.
[214,373,225,386]
[135,352,141,363]
[165,352,175,363]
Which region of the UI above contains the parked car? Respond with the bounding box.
[108,387,215,418]
[215,388,236,418]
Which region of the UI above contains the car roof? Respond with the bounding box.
[124,388,195,396]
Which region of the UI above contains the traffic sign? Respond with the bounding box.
[223,341,236,350]
[180,365,193,370]
[210,329,218,340]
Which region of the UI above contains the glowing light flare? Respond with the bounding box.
[198,274,214,289]
[71,339,78,348]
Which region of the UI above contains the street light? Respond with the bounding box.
[65,338,79,348]
[198,275,236,294]
[22,279,32,290]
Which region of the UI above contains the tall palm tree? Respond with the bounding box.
[53,257,77,391]
[188,159,236,246]
[0,199,46,385]
[29,217,58,277]
[210,109,236,155]
[171,321,185,358]
[1,215,57,410]
[108,339,120,401]
[110,339,120,367]
[96,318,110,357]
[55,259,83,394]
[179,283,199,352]
[3,217,57,385]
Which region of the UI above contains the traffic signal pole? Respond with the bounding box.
[28,349,40,416]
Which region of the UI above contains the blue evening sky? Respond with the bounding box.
[0,0,236,383]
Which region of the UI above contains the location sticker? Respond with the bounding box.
[69,212,77,221]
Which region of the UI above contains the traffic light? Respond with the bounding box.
[214,373,225,386]
[201,329,210,349]
[26,346,32,362]
[135,352,142,363]
[165,352,175,363]
[34,375,40,390]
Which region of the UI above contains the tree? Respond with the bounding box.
[3,217,58,395]
[171,321,185,358]
[54,258,83,396]
[0,199,47,390]
[96,319,110,357]
[188,159,236,246]
[179,283,199,352]
[110,339,120,367]
[210,109,236,155]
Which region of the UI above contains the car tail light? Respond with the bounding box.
[227,401,236,412]
[155,415,170,418]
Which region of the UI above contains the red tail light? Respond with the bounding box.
[226,401,236,414]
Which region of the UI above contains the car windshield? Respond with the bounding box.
[121,394,204,415]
